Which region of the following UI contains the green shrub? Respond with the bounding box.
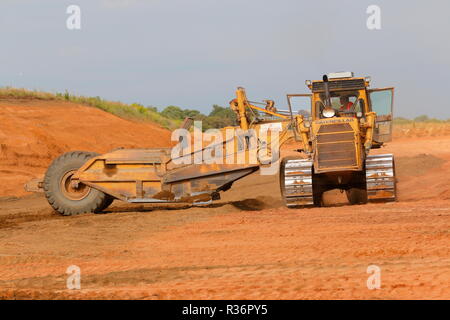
[0,87,179,129]
[0,87,241,131]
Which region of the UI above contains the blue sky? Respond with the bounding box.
[1,0,449,118]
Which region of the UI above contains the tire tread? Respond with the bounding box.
[43,151,110,216]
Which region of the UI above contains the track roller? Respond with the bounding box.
[365,154,396,202]
[280,157,315,207]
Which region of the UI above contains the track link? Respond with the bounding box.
[280,158,314,207]
[365,154,396,202]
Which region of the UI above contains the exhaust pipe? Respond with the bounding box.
[322,75,332,108]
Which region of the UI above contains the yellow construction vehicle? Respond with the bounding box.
[26,72,396,215]
[280,72,396,206]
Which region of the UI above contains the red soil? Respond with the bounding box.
[0,99,172,197]
[0,100,449,299]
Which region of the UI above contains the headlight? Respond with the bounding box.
[322,107,336,118]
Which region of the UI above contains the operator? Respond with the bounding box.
[339,96,353,111]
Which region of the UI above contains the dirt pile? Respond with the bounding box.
[373,139,450,202]
[0,99,172,197]
[396,155,450,201]
[396,154,445,177]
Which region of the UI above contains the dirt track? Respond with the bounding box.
[0,101,449,299]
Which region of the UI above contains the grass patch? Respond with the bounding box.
[393,118,450,138]
[0,87,56,100]
[394,116,450,125]
[0,87,178,130]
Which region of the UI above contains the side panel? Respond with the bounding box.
[74,143,263,203]
[368,88,395,143]
[75,149,170,200]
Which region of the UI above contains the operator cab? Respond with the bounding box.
[316,91,365,119]
[287,72,395,143]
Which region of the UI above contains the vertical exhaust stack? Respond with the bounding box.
[322,75,332,108]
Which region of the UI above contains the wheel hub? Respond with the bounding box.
[60,170,90,200]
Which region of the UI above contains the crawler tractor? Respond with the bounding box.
[26,72,396,215]
[280,72,396,206]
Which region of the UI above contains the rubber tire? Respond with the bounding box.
[43,151,109,216]
[95,195,115,213]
